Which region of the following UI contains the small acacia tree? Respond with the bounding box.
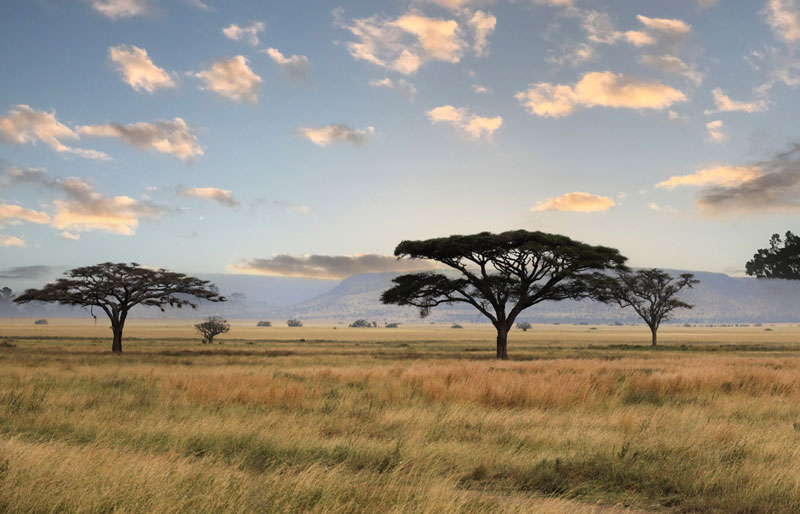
[746,231,800,279]
[380,230,627,359]
[195,316,230,344]
[517,321,532,332]
[14,262,224,353]
[596,269,698,346]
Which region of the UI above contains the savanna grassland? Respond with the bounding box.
[2,320,800,513]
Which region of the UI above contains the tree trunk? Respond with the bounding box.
[496,326,508,360]
[650,326,658,347]
[207,334,214,345]
[112,324,123,353]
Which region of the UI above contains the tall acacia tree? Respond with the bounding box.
[380,230,627,359]
[596,269,698,346]
[14,262,225,353]
[746,231,800,279]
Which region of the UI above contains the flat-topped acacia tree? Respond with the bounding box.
[380,230,627,359]
[14,262,225,353]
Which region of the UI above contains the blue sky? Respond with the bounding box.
[1,0,800,287]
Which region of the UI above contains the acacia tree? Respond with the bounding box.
[380,230,627,359]
[14,262,225,353]
[195,316,230,344]
[746,231,800,279]
[596,269,698,346]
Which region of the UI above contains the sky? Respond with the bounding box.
[1,0,800,289]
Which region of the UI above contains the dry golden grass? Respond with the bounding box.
[2,320,800,512]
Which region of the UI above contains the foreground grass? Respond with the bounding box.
[2,324,800,512]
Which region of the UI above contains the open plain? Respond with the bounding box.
[2,320,800,513]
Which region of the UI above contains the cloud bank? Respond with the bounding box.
[231,254,436,279]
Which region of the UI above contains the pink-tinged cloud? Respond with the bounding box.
[516,71,686,117]
[531,192,616,212]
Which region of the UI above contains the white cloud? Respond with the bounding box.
[0,235,25,247]
[515,71,686,118]
[706,120,727,142]
[468,11,496,57]
[531,192,616,212]
[263,48,310,81]
[0,105,109,160]
[90,0,149,19]
[636,15,691,37]
[546,43,596,67]
[79,117,204,162]
[176,187,239,207]
[298,124,375,147]
[49,177,164,236]
[336,9,467,75]
[193,56,262,103]
[656,165,765,189]
[640,54,704,85]
[0,166,167,236]
[0,203,50,224]
[61,231,80,240]
[624,30,656,47]
[369,77,417,101]
[426,105,502,139]
[473,84,490,94]
[765,0,800,43]
[222,21,265,46]
[705,88,768,114]
[109,45,175,93]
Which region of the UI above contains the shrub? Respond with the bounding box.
[287,319,303,328]
[451,324,463,329]
[256,321,272,327]
[349,319,371,328]
[34,319,48,325]
[385,323,400,328]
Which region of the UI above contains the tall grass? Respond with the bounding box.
[2,332,800,512]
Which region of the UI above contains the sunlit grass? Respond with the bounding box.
[2,321,800,512]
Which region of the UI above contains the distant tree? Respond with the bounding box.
[595,269,698,346]
[385,322,400,328]
[195,316,230,344]
[746,232,800,279]
[287,319,303,327]
[517,321,532,332]
[14,262,224,353]
[380,230,627,359]
[34,319,48,325]
[349,319,371,328]
[256,320,272,327]
[229,292,247,304]
[451,323,463,329]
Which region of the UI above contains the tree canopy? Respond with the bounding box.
[14,262,225,352]
[380,230,627,359]
[595,269,698,346]
[745,231,800,279]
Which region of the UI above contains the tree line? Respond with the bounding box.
[10,230,796,358]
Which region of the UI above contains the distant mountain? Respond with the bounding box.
[275,270,800,324]
[3,270,800,324]
[0,274,334,320]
